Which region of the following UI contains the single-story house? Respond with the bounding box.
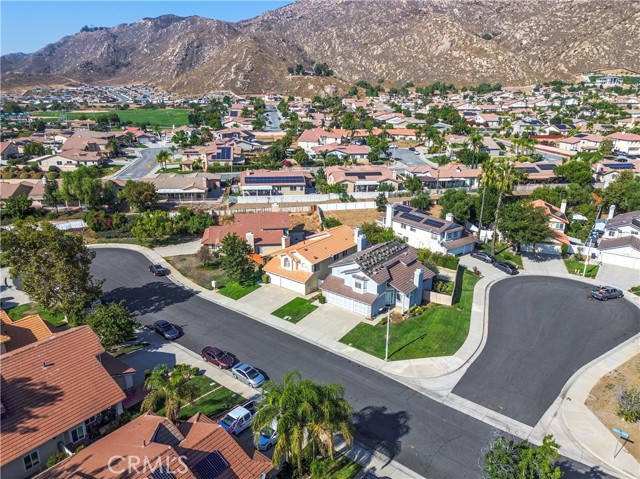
[325,165,401,193]
[239,169,311,196]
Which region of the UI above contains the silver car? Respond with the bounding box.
[231,363,265,388]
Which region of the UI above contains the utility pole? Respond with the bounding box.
[477,178,487,243]
[384,308,391,361]
[583,204,603,277]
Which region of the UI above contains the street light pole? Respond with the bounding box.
[384,308,391,362]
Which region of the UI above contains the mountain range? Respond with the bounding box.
[2,0,639,95]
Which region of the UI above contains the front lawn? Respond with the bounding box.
[6,302,67,327]
[339,270,480,360]
[480,242,524,268]
[177,387,244,421]
[629,285,640,296]
[272,297,318,323]
[218,282,260,300]
[563,257,599,278]
[432,278,455,295]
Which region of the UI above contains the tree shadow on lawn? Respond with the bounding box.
[353,405,411,466]
[106,280,196,316]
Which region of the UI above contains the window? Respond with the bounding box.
[70,424,86,443]
[607,231,615,237]
[23,451,39,470]
[333,254,340,260]
[400,224,407,229]
[283,257,291,268]
[85,415,99,426]
[410,227,416,232]
[313,264,320,272]
[355,281,362,290]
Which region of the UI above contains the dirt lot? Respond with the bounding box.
[165,254,230,290]
[585,354,640,461]
[290,208,383,233]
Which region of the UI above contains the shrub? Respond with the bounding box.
[321,217,342,229]
[261,273,270,284]
[573,253,585,262]
[84,210,110,232]
[472,266,481,276]
[112,212,128,230]
[46,452,68,468]
[560,244,569,257]
[45,171,58,180]
[19,172,30,179]
[318,294,326,304]
[618,387,640,423]
[1,171,14,179]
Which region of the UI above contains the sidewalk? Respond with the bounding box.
[91,243,640,479]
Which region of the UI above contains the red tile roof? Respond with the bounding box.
[0,310,53,352]
[0,326,126,466]
[201,212,290,247]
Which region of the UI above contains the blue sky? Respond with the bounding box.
[1,1,292,55]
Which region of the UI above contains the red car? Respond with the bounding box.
[201,347,236,369]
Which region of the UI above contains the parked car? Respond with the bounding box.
[149,264,168,276]
[218,400,256,435]
[231,363,265,388]
[408,146,416,151]
[152,320,180,340]
[591,286,623,301]
[493,261,518,275]
[470,250,495,263]
[201,346,235,369]
[255,419,278,450]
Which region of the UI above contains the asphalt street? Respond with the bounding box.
[92,249,621,479]
[115,147,165,180]
[453,276,640,426]
[264,105,282,132]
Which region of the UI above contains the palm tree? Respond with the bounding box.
[125,132,135,146]
[307,382,353,460]
[105,138,120,158]
[141,363,198,422]
[482,157,520,255]
[156,150,170,169]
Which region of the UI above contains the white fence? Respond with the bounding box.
[215,205,312,215]
[229,191,409,204]
[319,202,376,211]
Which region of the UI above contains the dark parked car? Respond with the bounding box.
[408,146,416,151]
[591,286,623,301]
[493,261,518,275]
[152,320,180,340]
[149,264,168,276]
[201,346,236,369]
[470,250,495,263]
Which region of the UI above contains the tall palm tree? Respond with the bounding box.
[156,150,170,169]
[105,138,120,158]
[307,382,353,459]
[141,363,198,422]
[482,157,520,255]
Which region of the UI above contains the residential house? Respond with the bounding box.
[34,150,105,170]
[512,117,545,134]
[144,172,220,201]
[201,212,293,255]
[514,161,561,184]
[596,208,640,269]
[0,182,34,206]
[311,144,371,162]
[263,225,363,294]
[325,165,401,192]
[0,326,126,479]
[474,113,501,128]
[321,241,435,317]
[37,412,274,479]
[181,141,244,170]
[607,132,640,155]
[0,311,52,354]
[520,200,571,255]
[296,128,342,153]
[594,161,640,188]
[386,128,419,141]
[481,137,502,157]
[215,127,255,142]
[383,204,476,256]
[404,164,481,190]
[239,169,311,196]
[0,140,19,163]
[595,76,623,88]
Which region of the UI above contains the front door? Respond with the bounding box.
[385,289,395,306]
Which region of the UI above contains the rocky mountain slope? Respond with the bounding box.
[2,0,639,95]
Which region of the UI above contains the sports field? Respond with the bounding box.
[32,108,189,127]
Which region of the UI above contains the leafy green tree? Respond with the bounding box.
[403,175,424,194]
[141,364,199,422]
[3,194,32,218]
[410,192,431,211]
[131,210,173,243]
[251,370,353,472]
[220,233,255,286]
[0,220,103,320]
[484,434,562,479]
[60,166,107,208]
[156,150,170,169]
[553,161,593,186]
[375,192,388,212]
[439,189,474,224]
[23,142,45,157]
[498,201,554,252]
[360,222,397,245]
[294,149,310,165]
[321,217,342,229]
[172,207,213,235]
[43,179,61,213]
[118,180,158,211]
[602,171,640,213]
[105,138,120,158]
[85,301,138,348]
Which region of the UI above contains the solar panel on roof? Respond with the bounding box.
[345,171,382,177]
[537,164,556,171]
[400,212,423,222]
[519,167,539,174]
[424,218,445,228]
[395,205,412,213]
[245,176,305,184]
[604,163,634,170]
[150,467,175,479]
[194,451,229,479]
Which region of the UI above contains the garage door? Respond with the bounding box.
[268,274,306,294]
[601,252,640,270]
[324,292,371,316]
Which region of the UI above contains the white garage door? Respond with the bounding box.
[601,252,640,270]
[324,292,372,316]
[268,274,306,294]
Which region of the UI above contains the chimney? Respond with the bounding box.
[354,227,366,252]
[245,232,255,252]
[445,212,454,223]
[413,268,424,288]
[560,199,567,214]
[281,235,291,249]
[385,204,395,227]
[608,204,616,220]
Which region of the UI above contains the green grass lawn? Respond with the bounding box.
[339,270,480,360]
[6,302,67,327]
[563,257,599,278]
[177,387,244,421]
[32,108,190,128]
[629,285,640,296]
[272,297,318,323]
[111,343,147,357]
[432,278,455,295]
[480,242,524,268]
[218,282,260,300]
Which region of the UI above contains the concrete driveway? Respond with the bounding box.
[596,263,640,291]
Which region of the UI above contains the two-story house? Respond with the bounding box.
[597,208,640,270]
[0,140,19,163]
[607,131,640,156]
[520,200,570,255]
[321,241,435,317]
[263,225,364,294]
[383,204,476,256]
[297,128,342,154]
[0,325,126,479]
[239,169,311,196]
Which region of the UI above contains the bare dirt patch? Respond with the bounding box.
[165,254,229,290]
[289,208,383,233]
[585,354,640,461]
